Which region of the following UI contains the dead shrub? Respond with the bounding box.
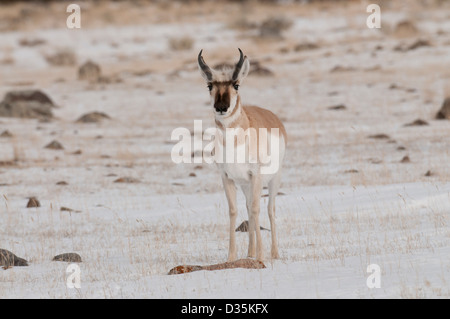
[393,20,419,38]
[258,16,293,39]
[169,36,194,51]
[45,49,77,66]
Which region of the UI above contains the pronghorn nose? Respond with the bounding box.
[214,91,230,113]
[214,103,228,113]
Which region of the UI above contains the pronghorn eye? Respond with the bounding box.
[207,84,212,91]
[233,84,240,90]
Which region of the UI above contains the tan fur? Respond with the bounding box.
[216,101,287,152]
[228,105,287,142]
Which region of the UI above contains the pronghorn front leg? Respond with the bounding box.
[248,173,263,261]
[222,174,238,262]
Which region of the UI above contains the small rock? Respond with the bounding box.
[394,39,431,52]
[389,83,399,90]
[0,249,28,267]
[56,181,68,185]
[44,140,64,150]
[60,207,81,213]
[327,104,347,111]
[404,119,429,126]
[114,177,140,183]
[330,65,356,73]
[172,182,185,186]
[368,134,390,140]
[261,192,285,198]
[26,197,40,208]
[400,155,411,163]
[406,39,430,51]
[436,97,450,120]
[393,20,419,38]
[76,111,111,123]
[2,90,54,106]
[78,60,101,82]
[425,170,433,177]
[235,220,270,232]
[374,45,383,51]
[369,158,383,164]
[18,38,46,47]
[0,90,54,120]
[52,253,82,263]
[189,172,196,177]
[0,160,15,167]
[0,130,13,138]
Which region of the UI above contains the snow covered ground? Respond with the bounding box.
[0,0,449,298]
[1,182,449,298]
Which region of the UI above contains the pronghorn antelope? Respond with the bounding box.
[198,48,287,261]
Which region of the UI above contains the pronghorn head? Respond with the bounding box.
[198,48,250,117]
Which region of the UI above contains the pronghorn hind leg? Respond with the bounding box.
[242,184,255,258]
[222,174,238,262]
[268,172,281,259]
[252,174,264,261]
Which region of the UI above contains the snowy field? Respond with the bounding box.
[0,0,449,298]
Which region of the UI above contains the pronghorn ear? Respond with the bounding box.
[232,49,250,83]
[198,49,213,82]
[235,57,250,82]
[198,64,213,82]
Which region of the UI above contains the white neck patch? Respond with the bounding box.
[217,94,241,128]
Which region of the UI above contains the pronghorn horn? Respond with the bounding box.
[198,49,213,81]
[232,48,245,82]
